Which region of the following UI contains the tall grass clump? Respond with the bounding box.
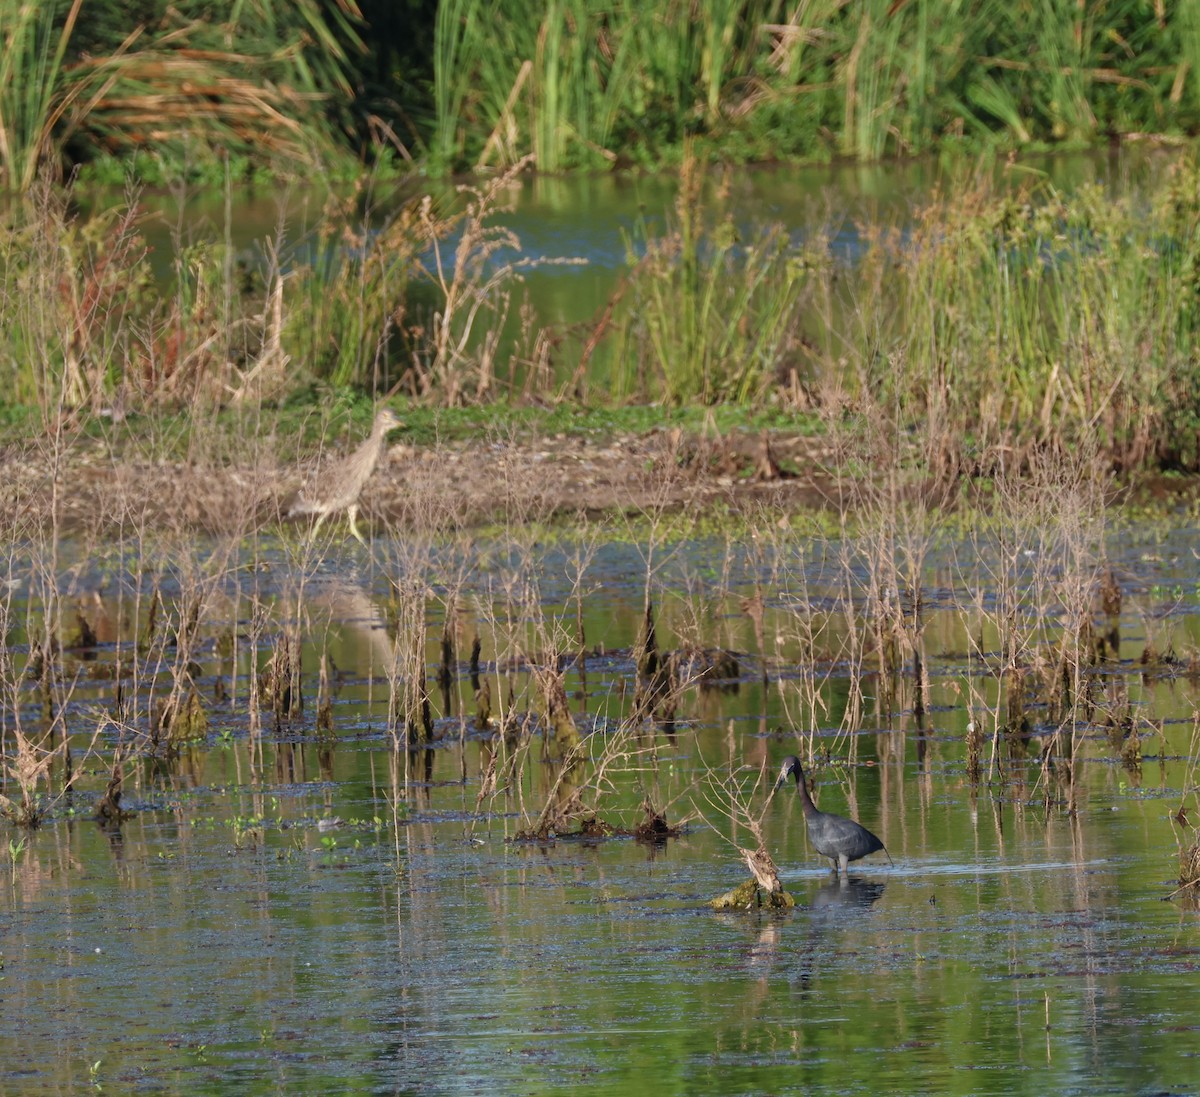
[286,187,430,394]
[286,158,552,402]
[0,179,283,419]
[597,151,810,405]
[431,0,777,172]
[826,167,1200,473]
[77,1,368,177]
[0,0,87,193]
[0,160,544,419]
[0,0,366,192]
[0,183,125,414]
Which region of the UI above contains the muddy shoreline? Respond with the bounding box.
[2,428,845,535]
[4,426,1195,535]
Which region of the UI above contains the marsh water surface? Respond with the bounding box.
[5,520,1200,1095]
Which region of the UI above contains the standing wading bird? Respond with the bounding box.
[287,407,403,545]
[775,755,890,874]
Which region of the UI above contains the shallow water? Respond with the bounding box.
[4,517,1200,1093]
[6,785,1199,1095]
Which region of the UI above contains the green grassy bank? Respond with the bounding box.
[3,150,1200,480]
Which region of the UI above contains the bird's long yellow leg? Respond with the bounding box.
[347,505,366,546]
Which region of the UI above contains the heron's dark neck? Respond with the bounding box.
[792,764,819,816]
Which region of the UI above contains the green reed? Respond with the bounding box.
[432,0,495,172]
[428,0,1200,172]
[0,0,84,194]
[597,152,808,405]
[7,0,1200,187]
[832,168,1200,470]
[431,0,772,173]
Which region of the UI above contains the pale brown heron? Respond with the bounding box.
[287,407,403,544]
[776,755,890,874]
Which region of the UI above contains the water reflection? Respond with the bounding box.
[809,875,887,912]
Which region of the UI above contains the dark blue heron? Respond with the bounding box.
[776,755,889,874]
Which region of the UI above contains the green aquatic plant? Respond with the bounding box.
[6,835,27,887]
[0,0,87,193]
[431,0,694,172]
[825,174,1200,474]
[431,0,494,172]
[604,150,808,405]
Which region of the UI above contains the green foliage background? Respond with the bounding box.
[13,0,1200,183]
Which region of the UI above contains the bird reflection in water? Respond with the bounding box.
[809,874,887,911]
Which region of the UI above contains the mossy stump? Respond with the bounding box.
[711,845,795,910]
[710,880,796,911]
